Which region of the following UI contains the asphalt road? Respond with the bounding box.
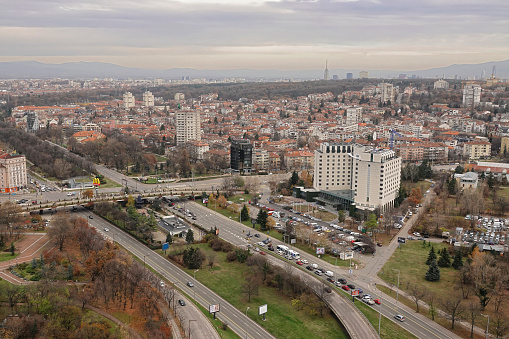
[174,203,378,339]
[78,209,273,339]
[185,190,464,339]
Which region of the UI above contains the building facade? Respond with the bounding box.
[253,148,270,171]
[123,92,135,109]
[345,106,362,125]
[463,140,491,159]
[26,112,39,133]
[379,83,394,104]
[176,111,201,145]
[434,79,450,89]
[313,142,401,212]
[230,139,253,174]
[462,84,481,107]
[142,91,155,107]
[0,152,27,193]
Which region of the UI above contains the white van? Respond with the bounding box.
[325,271,334,277]
[311,263,318,269]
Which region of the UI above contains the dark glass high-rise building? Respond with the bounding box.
[230,139,253,174]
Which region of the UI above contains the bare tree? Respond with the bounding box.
[207,253,216,270]
[441,293,465,329]
[466,300,481,338]
[493,314,509,339]
[426,291,438,321]
[408,284,427,313]
[242,274,261,302]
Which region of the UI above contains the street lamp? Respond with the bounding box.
[481,314,489,339]
[245,307,250,339]
[393,269,400,303]
[188,319,196,339]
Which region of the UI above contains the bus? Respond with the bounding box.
[288,249,300,260]
[276,245,289,255]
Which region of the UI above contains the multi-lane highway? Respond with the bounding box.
[78,209,274,339]
[172,203,378,339]
[180,199,462,339]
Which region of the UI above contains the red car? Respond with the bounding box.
[342,285,350,291]
[267,207,275,211]
[374,299,381,305]
[296,261,303,265]
[259,251,266,255]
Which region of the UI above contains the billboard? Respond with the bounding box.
[209,304,220,313]
[351,289,360,296]
[162,242,169,250]
[259,304,267,315]
[291,239,296,244]
[316,247,325,255]
[397,237,406,244]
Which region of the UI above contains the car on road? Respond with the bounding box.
[394,314,405,322]
[259,251,266,255]
[326,278,334,284]
[88,215,94,219]
[347,284,355,289]
[296,261,303,265]
[314,270,322,276]
[187,281,194,287]
[103,228,109,232]
[254,234,260,238]
[301,259,308,264]
[306,265,313,271]
[257,242,265,246]
[337,278,347,284]
[342,285,350,291]
[178,299,186,306]
[374,299,381,305]
[324,286,332,293]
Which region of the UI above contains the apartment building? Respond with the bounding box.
[26,112,39,133]
[284,150,314,170]
[176,111,201,145]
[0,152,27,193]
[142,91,155,107]
[463,140,491,159]
[346,106,362,125]
[462,84,481,107]
[379,83,394,104]
[123,92,135,109]
[253,148,270,171]
[313,142,401,212]
[434,79,450,89]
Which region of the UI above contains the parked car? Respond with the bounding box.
[296,261,303,265]
[178,299,186,306]
[347,284,356,289]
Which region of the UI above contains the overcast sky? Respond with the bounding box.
[1,0,508,71]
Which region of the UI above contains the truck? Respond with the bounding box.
[442,231,450,239]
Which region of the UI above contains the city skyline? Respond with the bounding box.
[1,0,508,71]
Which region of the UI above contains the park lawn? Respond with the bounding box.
[74,175,121,189]
[378,241,459,302]
[199,201,253,227]
[309,210,337,222]
[355,300,418,339]
[182,244,348,339]
[228,194,254,203]
[403,180,432,195]
[0,252,19,262]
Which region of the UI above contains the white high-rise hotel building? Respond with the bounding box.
[313,142,401,212]
[176,111,201,145]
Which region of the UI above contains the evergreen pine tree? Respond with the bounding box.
[438,248,451,267]
[241,205,250,223]
[426,246,436,265]
[452,251,463,270]
[425,259,441,281]
[186,229,194,244]
[290,171,299,186]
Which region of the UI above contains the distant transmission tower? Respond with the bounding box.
[324,60,329,80]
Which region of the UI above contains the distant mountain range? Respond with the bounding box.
[0,59,508,80]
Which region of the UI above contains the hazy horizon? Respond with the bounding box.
[1,0,508,71]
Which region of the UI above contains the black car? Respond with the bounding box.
[338,278,347,284]
[178,299,186,306]
[319,268,326,273]
[324,287,332,293]
[254,234,260,238]
[326,278,335,283]
[306,265,313,271]
[347,284,356,289]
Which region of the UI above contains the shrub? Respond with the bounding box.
[226,251,237,262]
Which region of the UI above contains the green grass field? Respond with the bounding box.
[378,241,459,300]
[0,252,19,263]
[180,244,349,339]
